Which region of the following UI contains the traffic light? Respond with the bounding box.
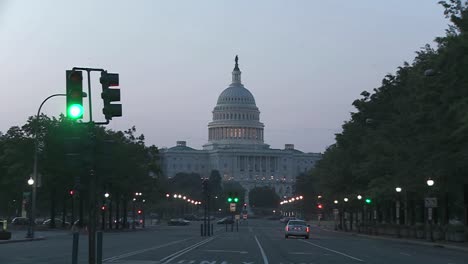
[202,180,209,194]
[101,205,106,211]
[66,70,84,120]
[365,198,372,204]
[69,190,75,196]
[227,192,233,203]
[137,209,142,215]
[233,192,239,203]
[100,71,121,120]
[317,203,323,209]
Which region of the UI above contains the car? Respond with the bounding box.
[280,216,297,223]
[168,218,190,226]
[216,217,234,225]
[11,217,29,225]
[42,218,70,227]
[285,220,310,239]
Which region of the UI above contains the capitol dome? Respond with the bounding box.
[205,56,266,149]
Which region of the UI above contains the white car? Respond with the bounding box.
[285,220,309,239]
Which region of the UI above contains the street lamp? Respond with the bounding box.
[344,197,349,202]
[426,178,435,187]
[334,200,338,204]
[357,195,362,200]
[26,177,35,238]
[104,192,110,198]
[395,187,402,238]
[426,178,435,241]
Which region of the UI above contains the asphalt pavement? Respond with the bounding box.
[1,219,468,264]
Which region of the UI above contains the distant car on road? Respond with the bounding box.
[285,220,309,239]
[280,216,297,223]
[168,218,190,226]
[216,217,234,225]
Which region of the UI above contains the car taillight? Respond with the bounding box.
[306,227,310,233]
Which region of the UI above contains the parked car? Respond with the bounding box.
[42,218,70,227]
[11,217,29,225]
[168,218,190,226]
[216,217,234,225]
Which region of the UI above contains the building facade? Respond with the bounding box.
[160,56,321,197]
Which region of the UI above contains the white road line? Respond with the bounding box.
[103,238,191,262]
[203,249,248,254]
[160,236,216,264]
[289,252,316,255]
[254,235,269,264]
[301,240,364,262]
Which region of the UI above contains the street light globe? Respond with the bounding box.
[132,198,136,202]
[166,193,170,198]
[104,193,110,198]
[357,195,362,200]
[395,187,402,193]
[27,177,34,186]
[178,194,182,198]
[344,198,349,202]
[183,196,186,200]
[300,196,304,199]
[334,200,338,204]
[427,179,435,187]
[142,199,146,203]
[173,194,177,198]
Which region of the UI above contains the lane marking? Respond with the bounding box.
[301,240,364,262]
[203,249,248,254]
[103,238,191,262]
[160,236,216,264]
[254,235,269,264]
[289,252,315,255]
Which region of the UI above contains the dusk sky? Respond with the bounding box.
[0,0,449,153]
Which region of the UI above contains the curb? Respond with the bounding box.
[312,224,468,253]
[0,237,46,245]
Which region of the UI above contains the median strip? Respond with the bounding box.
[160,236,216,264]
[103,238,192,262]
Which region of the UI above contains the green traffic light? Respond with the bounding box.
[365,198,372,204]
[227,197,233,203]
[68,104,84,119]
[234,197,239,203]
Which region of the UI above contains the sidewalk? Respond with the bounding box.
[0,230,46,244]
[310,220,468,253]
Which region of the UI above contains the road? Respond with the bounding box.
[1,219,467,264]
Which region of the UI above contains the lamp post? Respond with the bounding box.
[426,178,435,242]
[395,187,402,238]
[343,198,349,231]
[28,94,67,239]
[334,200,339,230]
[26,177,34,238]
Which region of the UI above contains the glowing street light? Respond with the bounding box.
[357,195,362,200]
[27,177,34,186]
[334,200,338,204]
[426,178,435,187]
[395,187,402,193]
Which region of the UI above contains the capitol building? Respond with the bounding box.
[160,57,321,197]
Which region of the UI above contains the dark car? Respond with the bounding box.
[11,217,29,225]
[168,218,190,226]
[216,217,234,225]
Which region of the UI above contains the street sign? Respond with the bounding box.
[230,203,236,212]
[243,214,248,219]
[425,197,438,208]
[235,214,240,220]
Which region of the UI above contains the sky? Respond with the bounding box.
[0,0,449,153]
